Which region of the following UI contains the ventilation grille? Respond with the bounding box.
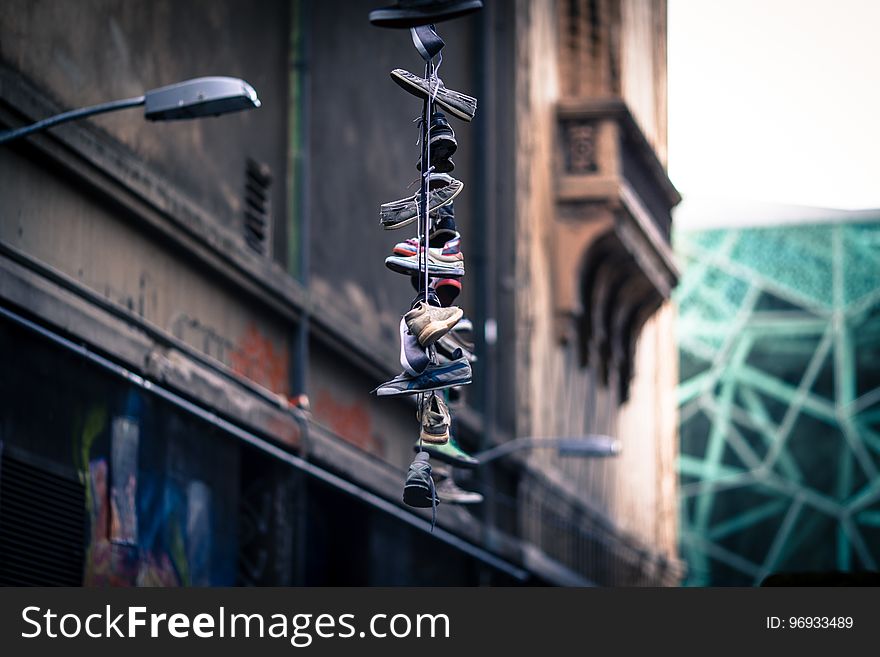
[0,448,86,585]
[244,158,272,255]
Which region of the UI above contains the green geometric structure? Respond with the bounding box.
[674,219,880,585]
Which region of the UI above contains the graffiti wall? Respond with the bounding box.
[0,321,240,586]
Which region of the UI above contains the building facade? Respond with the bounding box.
[0,0,681,586]
[675,203,880,586]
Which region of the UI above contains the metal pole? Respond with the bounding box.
[0,96,146,145]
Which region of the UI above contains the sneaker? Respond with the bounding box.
[403,453,440,523]
[437,337,476,363]
[399,317,430,376]
[394,227,461,254]
[392,214,460,256]
[405,301,463,347]
[428,111,457,160]
[434,278,461,307]
[417,156,454,174]
[419,392,450,444]
[415,433,479,468]
[385,247,465,278]
[370,0,483,29]
[437,317,477,362]
[373,357,471,397]
[410,23,445,60]
[390,68,477,122]
[380,174,463,230]
[416,112,457,173]
[429,201,458,245]
[409,287,442,309]
[410,274,461,306]
[432,464,483,504]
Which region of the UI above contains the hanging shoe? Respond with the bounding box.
[405,300,463,347]
[370,0,483,29]
[436,316,476,362]
[409,274,460,307]
[403,452,440,532]
[399,316,430,376]
[429,201,458,245]
[416,111,457,174]
[385,245,465,278]
[372,357,471,397]
[420,111,457,163]
[411,24,445,60]
[418,392,451,444]
[417,156,455,174]
[390,68,477,122]
[409,287,442,309]
[432,463,483,504]
[434,278,462,306]
[379,174,463,230]
[415,432,479,468]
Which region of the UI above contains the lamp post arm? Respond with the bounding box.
[0,95,146,146]
[474,437,544,465]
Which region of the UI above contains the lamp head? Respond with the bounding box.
[556,435,621,458]
[144,76,260,121]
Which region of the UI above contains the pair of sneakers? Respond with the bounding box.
[386,199,465,278]
[379,64,477,231]
[378,290,470,396]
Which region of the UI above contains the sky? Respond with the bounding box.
[668,0,880,217]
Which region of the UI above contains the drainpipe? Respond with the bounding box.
[473,1,498,564]
[287,0,312,586]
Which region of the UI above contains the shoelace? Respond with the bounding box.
[415,394,437,531]
[409,458,438,530]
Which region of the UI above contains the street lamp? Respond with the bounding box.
[474,435,621,465]
[0,76,260,146]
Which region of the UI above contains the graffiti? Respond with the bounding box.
[229,323,290,395]
[110,416,139,545]
[169,312,236,363]
[313,389,384,456]
[78,395,225,587]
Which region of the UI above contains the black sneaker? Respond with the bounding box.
[370,0,483,29]
[429,200,458,245]
[416,156,454,174]
[403,452,440,522]
[428,111,457,160]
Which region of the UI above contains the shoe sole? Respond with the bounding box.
[429,134,457,161]
[374,375,472,397]
[390,70,476,122]
[403,485,439,508]
[415,308,464,346]
[385,256,465,278]
[419,429,449,445]
[370,1,483,29]
[437,492,483,505]
[417,443,480,469]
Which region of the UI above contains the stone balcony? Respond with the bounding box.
[552,97,680,400]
